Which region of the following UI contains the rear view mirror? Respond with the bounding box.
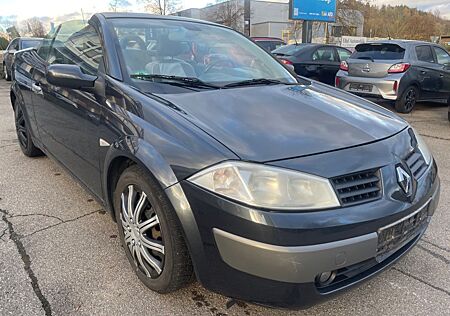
[46,64,97,90]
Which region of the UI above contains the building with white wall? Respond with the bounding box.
[174,0,364,43]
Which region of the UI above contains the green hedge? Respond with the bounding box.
[0,37,9,50]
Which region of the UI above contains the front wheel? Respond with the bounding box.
[114,165,193,293]
[14,102,43,157]
[395,86,419,113]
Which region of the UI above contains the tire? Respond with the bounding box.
[14,101,44,157]
[395,86,419,113]
[447,97,450,122]
[114,164,193,293]
[4,64,11,81]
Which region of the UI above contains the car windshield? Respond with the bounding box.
[22,40,42,49]
[109,18,297,86]
[272,44,309,56]
[352,43,405,60]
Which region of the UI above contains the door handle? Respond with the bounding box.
[31,82,43,95]
[440,74,444,78]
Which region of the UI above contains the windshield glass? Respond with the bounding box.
[109,18,296,86]
[352,43,405,60]
[22,39,42,49]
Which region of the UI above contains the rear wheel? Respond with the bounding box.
[447,96,450,122]
[395,86,419,113]
[113,165,193,293]
[14,102,43,157]
[4,64,11,81]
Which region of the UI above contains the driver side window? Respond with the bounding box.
[433,47,450,65]
[45,22,104,75]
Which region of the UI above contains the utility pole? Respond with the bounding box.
[244,0,251,37]
[302,20,312,43]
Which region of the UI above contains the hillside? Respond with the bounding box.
[338,0,450,41]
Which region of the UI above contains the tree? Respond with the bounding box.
[109,0,131,12]
[142,0,180,15]
[208,0,245,32]
[22,18,46,37]
[0,37,9,50]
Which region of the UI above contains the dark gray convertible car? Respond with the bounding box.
[11,13,440,308]
[336,40,450,113]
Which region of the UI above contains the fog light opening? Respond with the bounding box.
[315,270,337,286]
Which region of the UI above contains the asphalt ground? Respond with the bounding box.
[0,79,449,316]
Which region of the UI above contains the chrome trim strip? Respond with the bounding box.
[377,198,431,233]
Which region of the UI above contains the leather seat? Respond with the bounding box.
[145,40,196,77]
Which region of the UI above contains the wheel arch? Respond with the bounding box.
[103,138,205,278]
[102,136,179,221]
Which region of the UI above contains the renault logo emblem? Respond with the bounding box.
[396,166,412,196]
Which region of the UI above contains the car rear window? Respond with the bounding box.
[272,44,308,56]
[352,43,405,60]
[255,41,285,52]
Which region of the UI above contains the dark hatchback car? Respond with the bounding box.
[3,37,42,81]
[272,43,351,85]
[11,13,440,309]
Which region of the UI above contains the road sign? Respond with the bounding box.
[289,0,337,22]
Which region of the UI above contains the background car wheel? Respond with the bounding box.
[4,64,11,81]
[395,86,419,113]
[447,97,450,122]
[14,102,44,157]
[114,164,193,293]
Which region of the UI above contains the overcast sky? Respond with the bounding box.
[0,0,448,20]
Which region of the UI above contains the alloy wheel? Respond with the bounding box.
[15,106,28,149]
[120,184,165,278]
[404,88,417,111]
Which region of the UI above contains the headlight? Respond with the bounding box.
[188,161,340,210]
[413,128,432,165]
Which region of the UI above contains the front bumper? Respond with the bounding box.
[336,70,404,101]
[165,131,440,308]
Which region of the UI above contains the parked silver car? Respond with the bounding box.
[335,40,450,113]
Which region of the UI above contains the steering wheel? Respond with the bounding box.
[120,35,147,50]
[204,58,236,74]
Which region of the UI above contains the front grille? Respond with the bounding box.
[331,169,382,206]
[405,150,426,178]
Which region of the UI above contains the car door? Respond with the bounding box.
[431,46,450,99]
[310,46,339,85]
[414,45,441,100]
[31,22,104,197]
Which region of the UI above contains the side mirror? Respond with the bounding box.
[46,64,97,90]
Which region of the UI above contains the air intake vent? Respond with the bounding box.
[331,169,382,206]
[405,150,426,179]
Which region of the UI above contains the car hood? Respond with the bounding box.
[154,83,408,162]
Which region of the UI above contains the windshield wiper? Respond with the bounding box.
[130,74,220,89]
[223,78,295,88]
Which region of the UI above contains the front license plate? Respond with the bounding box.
[376,204,429,261]
[349,83,373,92]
